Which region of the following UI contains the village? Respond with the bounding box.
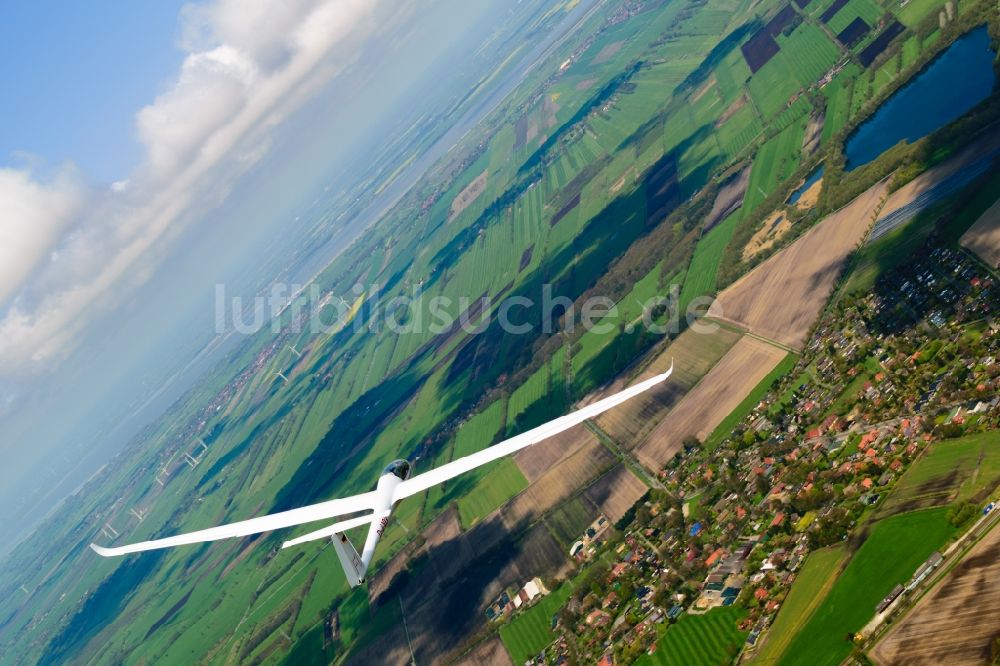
[498,235,1000,665]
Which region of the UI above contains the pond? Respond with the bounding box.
[844,25,997,171]
[788,165,824,204]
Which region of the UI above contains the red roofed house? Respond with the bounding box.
[587,610,612,627]
[861,477,873,490]
[770,512,785,528]
[706,548,725,567]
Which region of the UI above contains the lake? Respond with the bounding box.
[844,25,997,171]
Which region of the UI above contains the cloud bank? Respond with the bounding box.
[0,0,381,371]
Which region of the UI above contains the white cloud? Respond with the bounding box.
[0,0,383,372]
[0,167,85,308]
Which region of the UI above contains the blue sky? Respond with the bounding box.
[0,1,186,182]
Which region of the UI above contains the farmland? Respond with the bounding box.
[824,0,883,34]
[895,0,947,27]
[679,210,743,313]
[869,521,1000,665]
[582,464,649,523]
[703,350,796,449]
[749,545,847,665]
[877,431,1000,517]
[747,23,840,120]
[456,457,529,529]
[594,327,743,449]
[821,63,862,143]
[778,508,958,666]
[959,196,1000,268]
[635,606,748,666]
[742,119,809,215]
[713,179,888,349]
[10,0,1000,664]
[499,580,574,663]
[506,431,616,526]
[635,336,789,469]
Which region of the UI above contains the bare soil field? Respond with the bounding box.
[635,336,787,469]
[715,95,748,128]
[506,436,615,526]
[742,208,792,261]
[959,196,1000,269]
[592,40,625,65]
[711,180,888,348]
[370,507,462,604]
[706,166,751,230]
[449,170,489,221]
[691,75,716,104]
[514,425,599,482]
[456,636,514,666]
[880,129,1000,223]
[593,327,742,448]
[801,110,824,157]
[584,464,648,522]
[870,524,1000,666]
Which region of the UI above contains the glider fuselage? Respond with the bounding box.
[357,459,412,572]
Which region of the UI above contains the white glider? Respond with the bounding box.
[91,363,672,586]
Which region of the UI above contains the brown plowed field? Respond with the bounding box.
[635,336,787,469]
[455,636,514,666]
[505,436,615,527]
[960,196,1000,269]
[592,327,741,448]
[870,523,1000,665]
[711,180,888,349]
[514,425,597,482]
[584,464,648,522]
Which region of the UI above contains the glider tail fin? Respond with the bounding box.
[332,532,368,587]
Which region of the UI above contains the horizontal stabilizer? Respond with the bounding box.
[281,513,375,549]
[330,531,367,587]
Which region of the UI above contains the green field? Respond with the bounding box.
[749,24,839,120]
[743,118,808,215]
[499,582,574,663]
[821,64,861,144]
[879,431,1000,515]
[778,508,958,666]
[635,606,748,666]
[750,545,846,665]
[453,399,506,459]
[896,0,945,27]
[779,23,842,86]
[456,457,529,528]
[678,210,743,313]
[825,0,885,34]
